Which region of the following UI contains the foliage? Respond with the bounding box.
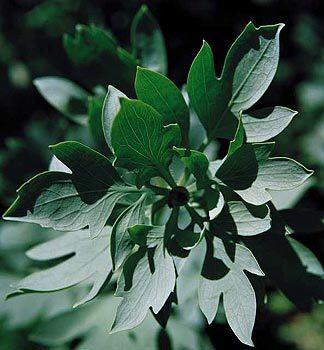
[1,4,324,349]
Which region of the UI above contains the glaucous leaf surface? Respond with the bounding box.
[242,106,297,142]
[3,142,141,238]
[8,228,112,307]
[213,201,271,236]
[199,237,264,346]
[102,85,127,151]
[34,77,89,124]
[216,143,313,205]
[111,243,176,333]
[111,193,147,270]
[135,67,189,144]
[188,23,284,140]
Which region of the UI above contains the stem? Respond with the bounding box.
[157,165,177,188]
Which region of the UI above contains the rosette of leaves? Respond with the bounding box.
[3,20,323,347]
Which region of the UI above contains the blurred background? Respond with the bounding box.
[0,0,323,349]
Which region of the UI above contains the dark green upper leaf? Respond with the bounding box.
[111,98,181,186]
[63,24,118,65]
[3,142,138,238]
[135,67,189,144]
[188,23,284,139]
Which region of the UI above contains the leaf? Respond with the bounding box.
[111,194,147,270]
[216,143,313,205]
[63,24,118,65]
[242,106,297,142]
[128,224,164,247]
[8,228,113,307]
[173,147,209,187]
[227,115,245,156]
[288,237,324,277]
[102,85,127,151]
[242,208,324,310]
[111,98,181,186]
[135,67,189,144]
[88,92,107,151]
[199,237,264,346]
[4,142,138,238]
[213,201,271,236]
[221,23,284,114]
[111,244,176,333]
[34,77,89,124]
[30,294,211,350]
[131,5,167,74]
[188,23,284,140]
[187,41,224,137]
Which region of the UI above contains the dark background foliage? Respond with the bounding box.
[0,0,323,349]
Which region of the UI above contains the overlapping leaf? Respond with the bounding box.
[199,237,264,346]
[3,142,140,238]
[8,227,112,307]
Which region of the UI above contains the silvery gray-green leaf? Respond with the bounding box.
[111,193,148,270]
[213,201,271,236]
[199,237,264,346]
[8,228,112,307]
[34,77,89,124]
[242,106,297,142]
[111,243,176,333]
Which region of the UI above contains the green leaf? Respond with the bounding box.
[111,194,147,270]
[227,115,245,156]
[288,237,324,277]
[128,224,164,247]
[4,142,138,238]
[199,237,264,346]
[111,244,176,333]
[63,24,117,65]
[34,77,89,124]
[187,41,224,137]
[88,92,107,151]
[174,226,205,250]
[111,98,181,186]
[242,106,297,142]
[213,201,271,236]
[173,147,209,187]
[188,23,284,140]
[243,223,324,309]
[131,5,167,74]
[216,143,313,205]
[8,228,112,307]
[221,23,284,113]
[102,85,127,151]
[135,67,189,144]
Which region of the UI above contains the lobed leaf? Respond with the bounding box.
[199,237,264,346]
[8,228,113,307]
